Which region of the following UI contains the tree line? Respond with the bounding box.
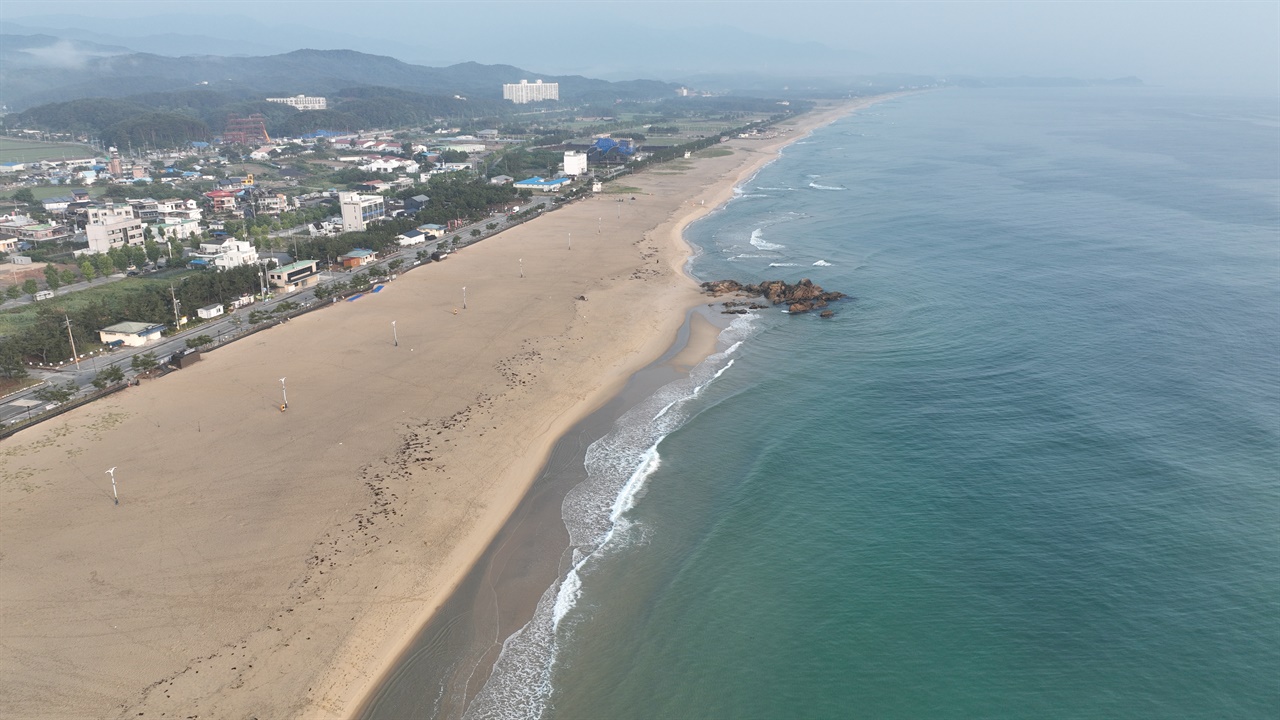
[0,263,268,371]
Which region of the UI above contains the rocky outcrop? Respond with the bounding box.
[701,278,846,314]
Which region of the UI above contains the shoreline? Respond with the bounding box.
[0,96,894,720]
[348,96,899,719]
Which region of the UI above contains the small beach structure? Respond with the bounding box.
[338,248,376,269]
[268,259,320,292]
[98,321,165,347]
[196,303,224,320]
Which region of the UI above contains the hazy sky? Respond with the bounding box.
[3,1,1278,93]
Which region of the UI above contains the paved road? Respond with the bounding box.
[0,196,558,427]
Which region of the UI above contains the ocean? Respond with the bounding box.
[463,88,1280,719]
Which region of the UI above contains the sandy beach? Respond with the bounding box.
[0,97,883,719]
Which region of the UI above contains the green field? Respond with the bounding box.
[0,137,98,164]
[0,185,108,201]
[0,271,194,338]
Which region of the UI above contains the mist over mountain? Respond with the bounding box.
[0,37,680,111]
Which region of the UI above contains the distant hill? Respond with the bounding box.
[0,37,678,111]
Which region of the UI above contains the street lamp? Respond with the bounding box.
[106,466,118,505]
[462,286,467,310]
[279,377,288,409]
[392,320,398,347]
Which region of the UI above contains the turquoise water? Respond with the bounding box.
[467,89,1280,719]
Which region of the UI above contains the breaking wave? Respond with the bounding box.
[462,314,759,720]
[749,227,785,251]
[813,260,833,266]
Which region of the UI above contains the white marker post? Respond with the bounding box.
[280,377,288,409]
[519,258,524,278]
[392,320,398,347]
[106,467,118,505]
[568,232,571,251]
[462,286,467,310]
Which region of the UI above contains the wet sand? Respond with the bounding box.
[354,308,724,719]
[0,98,887,720]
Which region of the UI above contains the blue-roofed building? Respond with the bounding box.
[513,176,571,192]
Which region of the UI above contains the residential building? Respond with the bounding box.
[153,218,202,240]
[189,238,260,270]
[158,198,202,221]
[489,175,514,185]
[41,197,73,214]
[339,192,385,232]
[404,195,431,213]
[85,204,145,254]
[265,95,328,111]
[502,79,559,104]
[0,216,72,243]
[127,198,161,222]
[257,193,290,214]
[564,151,588,176]
[204,190,239,213]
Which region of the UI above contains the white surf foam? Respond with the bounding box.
[813,260,833,266]
[769,262,801,267]
[808,182,846,191]
[462,319,760,720]
[749,227,785,252]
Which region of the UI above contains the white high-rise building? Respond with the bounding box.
[266,95,328,111]
[339,192,386,232]
[502,79,559,104]
[563,151,588,176]
[85,204,145,254]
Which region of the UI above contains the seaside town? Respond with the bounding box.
[0,79,796,432]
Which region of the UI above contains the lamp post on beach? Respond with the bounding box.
[279,377,288,409]
[462,286,467,310]
[392,320,398,347]
[567,232,571,251]
[106,466,118,505]
[519,258,524,278]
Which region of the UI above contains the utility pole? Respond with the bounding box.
[169,284,181,328]
[63,314,80,369]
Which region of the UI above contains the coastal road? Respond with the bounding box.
[0,195,560,427]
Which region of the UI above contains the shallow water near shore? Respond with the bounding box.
[467,88,1279,719]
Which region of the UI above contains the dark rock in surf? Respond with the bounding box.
[701,278,846,314]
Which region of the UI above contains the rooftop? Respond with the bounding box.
[101,321,165,335]
[272,259,319,274]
